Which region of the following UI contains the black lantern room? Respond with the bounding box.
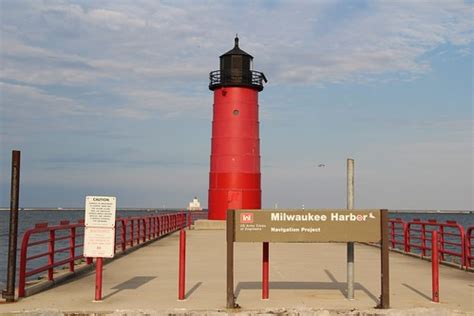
[209,36,267,91]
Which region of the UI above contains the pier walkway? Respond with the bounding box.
[1,229,473,315]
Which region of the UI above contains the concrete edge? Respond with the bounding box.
[22,231,180,298]
[0,307,472,316]
[193,219,226,230]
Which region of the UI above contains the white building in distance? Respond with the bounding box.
[187,197,203,211]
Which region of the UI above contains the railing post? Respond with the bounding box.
[157,217,161,236]
[439,226,445,261]
[70,227,76,272]
[130,220,134,247]
[459,227,466,269]
[147,217,151,240]
[18,230,31,298]
[48,230,55,281]
[143,219,147,242]
[404,222,409,252]
[466,229,471,268]
[121,220,126,252]
[421,224,426,256]
[137,220,141,244]
[390,221,395,248]
[432,231,439,303]
[178,229,186,300]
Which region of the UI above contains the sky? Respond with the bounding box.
[0,0,472,210]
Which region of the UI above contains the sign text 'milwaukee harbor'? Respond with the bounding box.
[233,209,382,243]
[269,211,376,222]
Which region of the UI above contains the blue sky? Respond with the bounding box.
[0,0,472,210]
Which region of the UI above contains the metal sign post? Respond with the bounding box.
[2,150,21,303]
[347,158,355,299]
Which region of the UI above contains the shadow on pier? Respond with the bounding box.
[235,269,379,304]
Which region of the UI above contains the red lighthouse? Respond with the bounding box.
[208,37,267,220]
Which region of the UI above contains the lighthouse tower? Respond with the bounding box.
[208,36,267,220]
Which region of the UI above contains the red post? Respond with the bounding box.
[48,230,55,280]
[262,242,269,299]
[137,220,141,244]
[69,227,76,272]
[121,220,126,252]
[404,223,409,252]
[95,257,103,301]
[421,224,426,256]
[18,230,32,298]
[130,219,134,247]
[390,221,395,248]
[432,231,439,303]
[178,229,186,300]
[158,218,161,236]
[439,226,445,261]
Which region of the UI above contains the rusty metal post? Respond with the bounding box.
[262,242,269,299]
[379,209,390,309]
[2,150,21,302]
[346,158,355,299]
[432,231,439,302]
[226,210,236,308]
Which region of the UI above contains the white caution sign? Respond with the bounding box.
[84,196,117,258]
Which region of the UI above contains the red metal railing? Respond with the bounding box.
[389,218,408,252]
[388,218,471,269]
[466,227,474,268]
[18,212,187,297]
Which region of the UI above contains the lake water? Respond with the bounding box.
[0,210,472,288]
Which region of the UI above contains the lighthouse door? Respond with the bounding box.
[228,190,242,209]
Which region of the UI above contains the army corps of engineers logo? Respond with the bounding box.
[240,213,254,223]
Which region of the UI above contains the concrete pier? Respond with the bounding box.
[0,229,472,315]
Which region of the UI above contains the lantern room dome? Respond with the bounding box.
[220,36,253,58]
[209,36,267,91]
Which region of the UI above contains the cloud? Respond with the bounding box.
[0,82,86,118]
[112,88,209,119]
[1,0,472,120]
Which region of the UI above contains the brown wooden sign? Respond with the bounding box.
[232,209,381,243]
[226,209,390,309]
